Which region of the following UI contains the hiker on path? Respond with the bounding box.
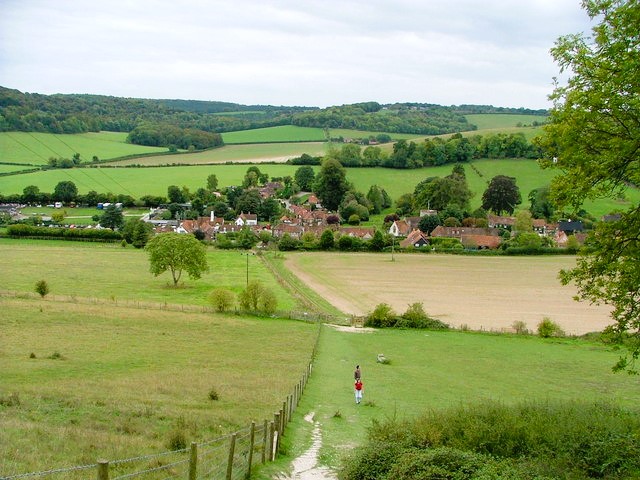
[354,378,363,404]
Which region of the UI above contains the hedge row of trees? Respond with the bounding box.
[291,102,474,134]
[322,132,542,169]
[6,224,122,241]
[126,124,223,149]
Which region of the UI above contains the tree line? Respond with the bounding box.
[0,87,546,140]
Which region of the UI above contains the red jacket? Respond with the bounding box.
[355,380,363,391]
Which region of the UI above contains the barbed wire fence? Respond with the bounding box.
[1,316,321,480]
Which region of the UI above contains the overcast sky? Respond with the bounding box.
[0,0,593,109]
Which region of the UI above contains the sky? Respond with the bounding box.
[0,0,593,109]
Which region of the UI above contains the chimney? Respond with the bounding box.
[210,210,214,222]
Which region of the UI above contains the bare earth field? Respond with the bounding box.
[284,252,612,335]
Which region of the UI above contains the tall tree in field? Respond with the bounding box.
[99,204,124,230]
[313,158,350,211]
[481,175,521,215]
[145,233,209,286]
[53,181,78,203]
[539,0,640,372]
[294,165,316,191]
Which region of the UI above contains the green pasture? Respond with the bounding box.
[0,132,168,166]
[0,296,318,475]
[0,239,299,311]
[255,325,640,477]
[19,206,146,225]
[221,125,420,144]
[110,142,330,166]
[0,165,34,174]
[1,160,636,219]
[465,113,548,130]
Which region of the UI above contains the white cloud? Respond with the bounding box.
[0,0,593,108]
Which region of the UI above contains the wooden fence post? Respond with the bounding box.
[188,442,197,480]
[268,420,275,461]
[226,433,237,480]
[261,419,268,464]
[281,402,287,433]
[273,413,281,458]
[96,460,109,480]
[247,421,256,479]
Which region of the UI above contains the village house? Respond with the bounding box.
[338,227,375,240]
[235,212,258,227]
[389,216,421,237]
[399,229,429,248]
[431,225,503,250]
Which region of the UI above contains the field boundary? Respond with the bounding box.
[1,315,322,480]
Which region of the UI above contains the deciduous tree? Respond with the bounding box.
[539,0,640,372]
[313,158,350,211]
[481,175,521,215]
[145,233,209,286]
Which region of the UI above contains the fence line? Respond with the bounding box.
[1,325,320,480]
[0,290,354,325]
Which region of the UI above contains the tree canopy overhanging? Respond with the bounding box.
[539,0,640,373]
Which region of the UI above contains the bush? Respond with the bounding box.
[396,302,449,330]
[35,279,49,298]
[512,320,529,335]
[365,303,397,328]
[340,401,640,480]
[208,388,219,401]
[208,288,236,312]
[537,317,565,338]
[239,281,278,314]
[167,430,187,451]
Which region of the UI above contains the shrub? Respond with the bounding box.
[396,303,449,330]
[340,401,640,480]
[365,303,397,328]
[0,393,20,407]
[258,287,278,315]
[239,281,278,314]
[208,288,236,312]
[512,320,529,335]
[167,430,187,451]
[35,279,49,298]
[208,388,219,401]
[537,317,565,338]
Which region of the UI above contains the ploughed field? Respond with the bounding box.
[284,252,612,335]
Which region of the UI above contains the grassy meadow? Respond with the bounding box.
[110,142,330,166]
[254,324,640,477]
[0,131,168,165]
[465,113,547,129]
[221,125,421,144]
[0,295,319,475]
[0,239,299,310]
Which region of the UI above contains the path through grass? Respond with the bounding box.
[253,325,640,478]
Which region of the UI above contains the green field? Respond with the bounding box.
[2,238,639,478]
[465,113,547,130]
[0,296,318,475]
[221,125,421,144]
[0,239,299,310]
[254,325,640,477]
[0,132,168,165]
[0,164,34,174]
[1,160,637,219]
[110,142,330,166]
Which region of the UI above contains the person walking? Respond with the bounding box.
[354,365,361,381]
[354,378,363,404]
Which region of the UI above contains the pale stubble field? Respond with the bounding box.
[285,252,612,335]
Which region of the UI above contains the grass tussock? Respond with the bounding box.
[340,401,640,480]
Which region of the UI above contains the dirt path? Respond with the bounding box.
[277,412,337,480]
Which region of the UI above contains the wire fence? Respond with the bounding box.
[0,290,354,325]
[1,317,322,480]
[1,360,313,480]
